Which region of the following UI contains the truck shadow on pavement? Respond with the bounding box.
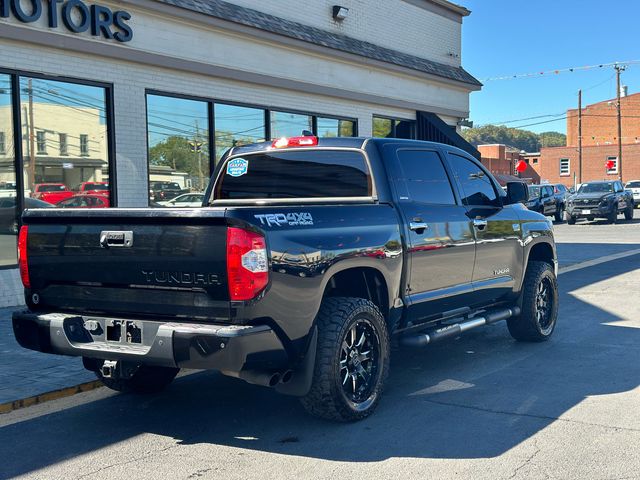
[1,253,639,477]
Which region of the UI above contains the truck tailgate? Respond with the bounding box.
[22,208,230,321]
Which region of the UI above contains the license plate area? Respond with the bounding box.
[103,319,143,344]
[582,209,591,214]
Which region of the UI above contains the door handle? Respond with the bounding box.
[409,222,429,232]
[473,219,488,230]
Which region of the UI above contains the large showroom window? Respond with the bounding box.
[19,77,112,210]
[146,91,358,208]
[214,103,266,161]
[0,72,114,268]
[0,74,17,267]
[146,94,210,206]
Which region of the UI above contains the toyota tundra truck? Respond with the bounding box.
[12,136,559,421]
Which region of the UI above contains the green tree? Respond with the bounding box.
[149,136,207,176]
[538,131,567,148]
[462,125,566,152]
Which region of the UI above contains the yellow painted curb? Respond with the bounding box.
[0,380,104,414]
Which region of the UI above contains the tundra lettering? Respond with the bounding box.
[141,270,220,286]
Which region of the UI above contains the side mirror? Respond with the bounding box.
[505,182,529,205]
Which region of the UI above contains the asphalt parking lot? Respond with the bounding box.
[1,210,639,480]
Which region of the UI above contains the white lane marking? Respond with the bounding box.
[558,248,640,275]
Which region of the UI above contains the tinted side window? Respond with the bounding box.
[396,150,455,205]
[447,153,498,207]
[215,150,371,200]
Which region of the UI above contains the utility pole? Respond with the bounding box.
[578,89,582,184]
[27,78,36,190]
[615,64,626,181]
[194,120,203,191]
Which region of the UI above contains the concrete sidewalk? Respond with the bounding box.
[0,308,95,409]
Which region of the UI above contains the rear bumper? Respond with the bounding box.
[12,311,289,374]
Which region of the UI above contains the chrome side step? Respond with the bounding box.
[399,306,521,347]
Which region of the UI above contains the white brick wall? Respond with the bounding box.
[229,0,463,66]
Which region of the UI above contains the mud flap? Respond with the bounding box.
[275,326,317,397]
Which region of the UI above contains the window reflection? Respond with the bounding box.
[373,116,416,139]
[270,111,312,139]
[215,103,265,161]
[20,77,110,209]
[0,74,17,266]
[317,117,356,138]
[146,94,209,206]
[373,117,393,138]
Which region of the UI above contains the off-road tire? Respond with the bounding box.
[508,261,558,342]
[94,364,179,394]
[567,214,576,225]
[607,208,617,224]
[624,204,634,220]
[300,297,390,422]
[554,206,563,223]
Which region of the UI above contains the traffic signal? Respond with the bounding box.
[189,141,203,152]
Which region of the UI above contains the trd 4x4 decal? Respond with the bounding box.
[254,213,314,227]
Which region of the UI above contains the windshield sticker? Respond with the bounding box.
[227,158,248,177]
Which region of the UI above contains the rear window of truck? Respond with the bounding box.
[38,185,66,192]
[214,150,372,200]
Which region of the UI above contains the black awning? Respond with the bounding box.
[416,111,480,160]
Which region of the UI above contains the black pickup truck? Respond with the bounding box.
[13,136,559,421]
[566,180,634,224]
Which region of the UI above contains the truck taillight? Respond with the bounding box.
[18,226,30,289]
[226,227,268,301]
[271,136,318,148]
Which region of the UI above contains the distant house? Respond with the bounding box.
[477,144,540,185]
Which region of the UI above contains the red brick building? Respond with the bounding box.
[534,91,640,186]
[478,144,540,184]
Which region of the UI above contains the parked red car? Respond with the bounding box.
[56,194,110,208]
[32,184,73,204]
[75,182,110,197]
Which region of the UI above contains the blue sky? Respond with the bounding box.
[461,0,640,134]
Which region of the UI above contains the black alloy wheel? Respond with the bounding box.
[508,261,558,342]
[534,277,554,334]
[339,319,381,405]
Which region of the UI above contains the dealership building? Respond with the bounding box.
[0,0,480,306]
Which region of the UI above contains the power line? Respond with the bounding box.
[482,60,640,82]
[476,112,566,127]
[510,117,568,129]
